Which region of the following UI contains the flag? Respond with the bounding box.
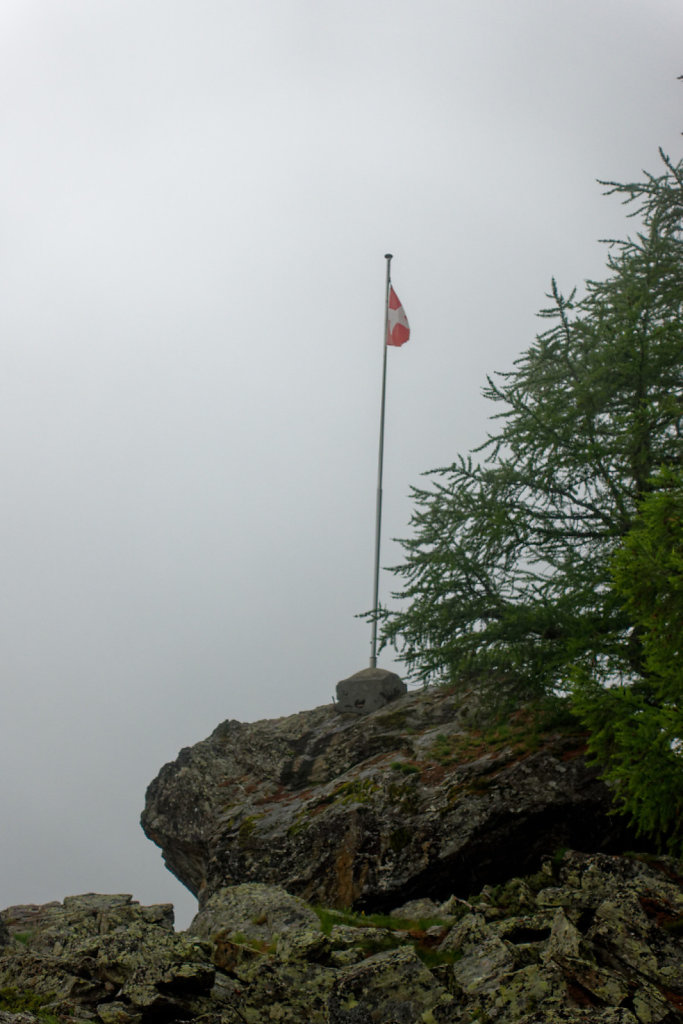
[387,286,410,346]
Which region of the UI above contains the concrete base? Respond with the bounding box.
[335,667,406,715]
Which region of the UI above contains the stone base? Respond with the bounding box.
[335,667,406,715]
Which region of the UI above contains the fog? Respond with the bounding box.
[0,0,680,928]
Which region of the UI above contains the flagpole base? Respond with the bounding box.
[335,667,406,715]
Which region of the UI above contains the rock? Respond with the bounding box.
[188,882,320,945]
[439,911,489,953]
[141,687,639,911]
[326,923,398,967]
[277,927,331,962]
[517,1012,639,1023]
[390,896,447,922]
[329,946,452,1023]
[335,667,407,715]
[0,1014,44,1024]
[96,1001,141,1024]
[1,851,682,1023]
[4,682,683,1022]
[451,934,515,994]
[0,893,214,1020]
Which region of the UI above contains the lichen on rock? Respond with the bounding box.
[2,850,681,1022]
[141,688,640,912]
[3,685,683,1023]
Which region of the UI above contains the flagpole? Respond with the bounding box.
[370,253,393,668]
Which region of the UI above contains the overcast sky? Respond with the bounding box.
[1,0,681,929]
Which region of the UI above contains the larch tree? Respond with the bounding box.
[378,152,682,846]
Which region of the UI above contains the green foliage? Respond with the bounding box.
[378,152,683,707]
[331,778,379,804]
[572,676,682,855]
[389,761,421,775]
[312,906,460,966]
[387,777,421,814]
[0,987,61,1024]
[611,464,683,697]
[376,150,683,852]
[572,466,683,856]
[237,814,265,841]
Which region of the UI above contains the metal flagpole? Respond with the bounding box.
[370,253,393,668]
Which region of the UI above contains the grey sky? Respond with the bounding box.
[1,0,681,929]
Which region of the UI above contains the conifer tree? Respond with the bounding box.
[380,153,683,713]
[572,465,682,854]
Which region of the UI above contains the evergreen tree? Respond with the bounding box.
[380,153,683,711]
[572,465,683,855]
[612,465,683,694]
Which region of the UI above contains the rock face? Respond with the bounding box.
[141,686,639,910]
[0,893,213,1022]
[1,851,682,1023]
[2,687,682,1023]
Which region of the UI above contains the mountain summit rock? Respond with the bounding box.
[141,686,636,911]
[2,685,682,1023]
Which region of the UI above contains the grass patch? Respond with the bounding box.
[417,945,464,969]
[0,987,61,1024]
[313,906,451,934]
[390,761,421,776]
[313,907,362,935]
[432,700,583,768]
[332,778,379,805]
[307,777,381,812]
[237,814,264,841]
[313,905,461,968]
[387,777,422,815]
[228,931,277,955]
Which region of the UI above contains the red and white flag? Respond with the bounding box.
[387,286,410,347]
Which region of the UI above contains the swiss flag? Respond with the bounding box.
[387,286,410,347]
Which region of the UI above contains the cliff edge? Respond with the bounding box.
[140,685,638,911]
[2,686,682,1024]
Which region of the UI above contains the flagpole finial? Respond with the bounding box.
[384,253,393,260]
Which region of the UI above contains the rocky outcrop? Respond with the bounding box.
[0,893,214,1022]
[1,851,682,1023]
[141,687,639,910]
[3,688,680,1023]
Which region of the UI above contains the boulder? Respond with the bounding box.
[188,882,320,944]
[329,946,452,1023]
[141,686,640,910]
[335,667,407,714]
